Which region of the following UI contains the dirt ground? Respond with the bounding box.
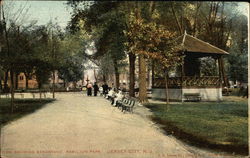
[0,93,240,158]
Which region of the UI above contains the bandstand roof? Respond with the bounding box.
[178,33,229,55]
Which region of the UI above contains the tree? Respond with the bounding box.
[46,21,65,98]
[97,53,115,83]
[28,25,50,99]
[199,57,218,76]
[125,10,183,104]
[0,67,3,91]
[67,1,128,89]
[0,1,31,111]
[34,60,52,100]
[56,29,88,88]
[58,57,84,88]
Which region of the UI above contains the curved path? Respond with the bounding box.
[0,93,230,158]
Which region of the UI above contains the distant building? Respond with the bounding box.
[17,73,38,89]
[2,71,64,90]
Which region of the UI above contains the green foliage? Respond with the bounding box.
[58,57,84,83]
[68,1,128,82]
[97,53,114,77]
[34,60,52,89]
[125,12,183,69]
[57,32,86,83]
[227,53,247,82]
[226,14,248,83]
[199,57,218,76]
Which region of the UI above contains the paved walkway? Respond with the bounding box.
[0,93,233,158]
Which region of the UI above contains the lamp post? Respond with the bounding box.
[86,76,89,84]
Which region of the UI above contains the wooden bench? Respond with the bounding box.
[118,97,136,113]
[183,93,201,102]
[222,88,232,96]
[116,97,126,109]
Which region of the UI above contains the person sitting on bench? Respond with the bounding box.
[107,88,115,99]
[112,90,123,106]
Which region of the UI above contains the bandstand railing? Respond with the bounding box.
[153,76,221,88]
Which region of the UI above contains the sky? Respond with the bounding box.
[3,1,248,30]
[237,2,248,16]
[26,1,72,28]
[3,1,72,29]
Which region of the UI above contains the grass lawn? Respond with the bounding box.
[145,98,248,155]
[0,98,54,128]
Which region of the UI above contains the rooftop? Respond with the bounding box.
[177,32,229,55]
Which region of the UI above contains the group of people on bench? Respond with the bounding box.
[106,89,124,106]
[85,82,125,103]
[105,89,136,113]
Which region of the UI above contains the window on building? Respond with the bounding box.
[19,76,24,80]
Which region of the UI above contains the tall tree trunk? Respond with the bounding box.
[218,57,223,89]
[24,73,29,89]
[164,70,169,105]
[15,73,18,90]
[138,55,148,103]
[147,63,151,88]
[52,70,55,98]
[103,74,106,83]
[10,69,15,113]
[2,4,14,111]
[0,76,2,91]
[193,2,201,37]
[113,60,120,89]
[220,57,228,88]
[129,53,136,97]
[171,2,183,35]
[63,80,66,88]
[114,69,119,90]
[135,1,150,103]
[4,70,8,91]
[2,5,10,93]
[152,60,155,88]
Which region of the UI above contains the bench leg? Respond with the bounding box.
[121,105,126,113]
[130,107,134,113]
[122,107,127,113]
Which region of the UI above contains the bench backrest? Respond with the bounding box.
[127,99,132,104]
[121,97,137,107]
[129,100,135,106]
[123,98,128,104]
